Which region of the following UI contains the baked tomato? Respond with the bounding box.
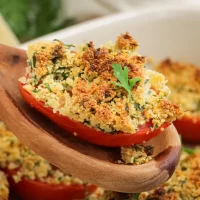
[174,116,200,143]
[5,169,97,200]
[19,82,170,147]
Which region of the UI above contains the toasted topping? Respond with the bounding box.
[115,32,138,50]
[20,33,183,134]
[120,144,153,165]
[156,58,200,117]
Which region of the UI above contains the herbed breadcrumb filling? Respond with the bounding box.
[156,58,200,118]
[119,144,154,165]
[19,33,183,134]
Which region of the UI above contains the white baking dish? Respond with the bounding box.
[20,4,200,65]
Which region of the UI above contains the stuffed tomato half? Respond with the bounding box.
[156,58,200,143]
[19,33,183,147]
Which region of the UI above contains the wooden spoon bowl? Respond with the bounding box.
[0,44,181,193]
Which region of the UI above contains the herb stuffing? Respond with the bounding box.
[120,144,154,165]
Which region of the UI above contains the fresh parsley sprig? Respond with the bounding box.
[180,135,195,154]
[182,145,195,155]
[112,63,141,101]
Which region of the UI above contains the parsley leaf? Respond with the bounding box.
[180,135,195,154]
[32,54,36,68]
[53,39,75,48]
[133,193,140,200]
[64,44,75,48]
[112,63,141,101]
[144,79,149,84]
[134,103,144,112]
[182,145,195,155]
[32,89,41,93]
[44,83,52,92]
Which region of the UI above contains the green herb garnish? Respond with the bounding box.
[53,39,75,48]
[62,73,69,79]
[134,103,144,112]
[32,89,41,93]
[53,39,60,42]
[55,67,66,71]
[44,83,52,92]
[196,100,200,111]
[64,44,75,48]
[133,193,140,200]
[153,124,159,130]
[134,103,140,111]
[180,135,195,154]
[112,63,141,101]
[144,79,149,84]
[182,145,195,155]
[32,75,37,86]
[28,61,32,67]
[35,161,40,166]
[32,54,36,68]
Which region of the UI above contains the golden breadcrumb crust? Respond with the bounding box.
[20,33,183,134]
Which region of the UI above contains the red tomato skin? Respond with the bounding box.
[19,82,170,147]
[6,169,97,200]
[174,116,200,143]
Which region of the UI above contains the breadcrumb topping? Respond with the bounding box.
[20,33,183,134]
[120,144,153,165]
[156,58,200,117]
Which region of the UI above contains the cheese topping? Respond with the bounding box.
[156,59,200,117]
[20,33,183,134]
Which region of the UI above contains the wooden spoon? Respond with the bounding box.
[0,44,181,193]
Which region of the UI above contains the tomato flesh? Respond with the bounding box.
[5,169,97,200]
[174,116,200,143]
[19,82,170,147]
